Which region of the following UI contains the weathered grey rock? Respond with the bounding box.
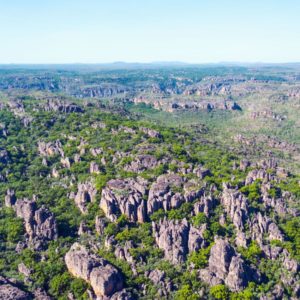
[146,269,173,297]
[183,180,204,203]
[95,216,106,235]
[221,183,248,230]
[250,212,284,244]
[235,231,247,248]
[100,178,147,222]
[61,157,71,168]
[91,121,106,129]
[7,198,57,249]
[114,241,134,263]
[33,288,52,300]
[140,127,161,138]
[188,224,207,253]
[110,289,134,300]
[124,155,158,173]
[200,238,260,291]
[90,162,100,174]
[148,174,185,215]
[199,269,223,286]
[78,221,91,236]
[18,263,31,277]
[38,140,64,157]
[152,218,189,264]
[193,194,215,216]
[5,189,16,207]
[193,166,211,179]
[225,256,252,291]
[65,243,123,297]
[0,277,30,300]
[90,148,103,157]
[43,99,83,113]
[74,182,97,214]
[52,168,59,178]
[282,249,299,273]
[208,239,235,281]
[74,153,81,163]
[239,159,250,171]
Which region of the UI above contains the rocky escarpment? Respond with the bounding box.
[71,84,130,98]
[65,243,125,298]
[134,97,241,112]
[5,191,57,250]
[42,99,84,113]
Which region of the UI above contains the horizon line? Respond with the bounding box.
[0,61,300,66]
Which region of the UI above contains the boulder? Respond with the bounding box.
[65,243,123,297]
[90,162,100,174]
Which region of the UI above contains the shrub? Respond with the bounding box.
[210,284,229,299]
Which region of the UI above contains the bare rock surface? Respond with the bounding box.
[200,238,260,291]
[38,140,64,157]
[5,197,57,249]
[74,182,97,214]
[65,243,123,298]
[0,277,30,300]
[152,218,206,264]
[100,177,148,222]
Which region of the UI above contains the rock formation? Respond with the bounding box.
[100,178,147,222]
[200,238,260,292]
[74,182,97,214]
[5,196,57,250]
[65,243,123,297]
[152,218,206,264]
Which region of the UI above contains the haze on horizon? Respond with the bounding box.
[1,0,300,64]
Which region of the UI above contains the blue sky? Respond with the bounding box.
[0,0,299,63]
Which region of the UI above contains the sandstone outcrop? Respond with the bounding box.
[124,155,158,173]
[0,276,30,300]
[65,243,123,297]
[152,218,206,264]
[221,183,248,230]
[100,178,147,222]
[38,140,64,157]
[43,99,84,113]
[147,174,185,215]
[200,238,260,292]
[5,196,57,249]
[140,127,161,138]
[73,182,97,214]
